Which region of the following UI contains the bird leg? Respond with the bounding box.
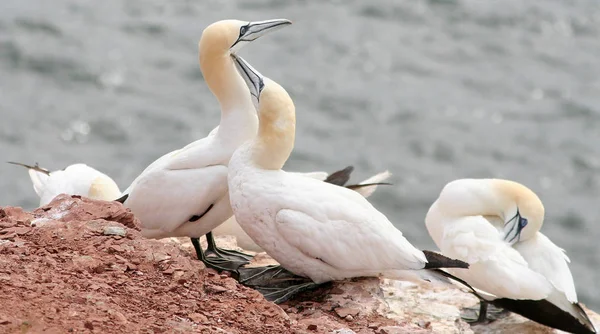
[191,237,249,272]
[204,231,254,262]
[237,265,321,304]
[461,301,509,324]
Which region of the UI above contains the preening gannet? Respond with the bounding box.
[227,53,468,303]
[213,168,393,252]
[425,179,596,334]
[8,162,121,206]
[117,19,292,272]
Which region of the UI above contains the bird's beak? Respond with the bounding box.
[230,19,292,53]
[231,53,264,110]
[503,210,528,245]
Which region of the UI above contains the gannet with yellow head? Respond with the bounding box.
[425,179,596,334]
[227,53,468,303]
[117,19,291,272]
[8,161,121,206]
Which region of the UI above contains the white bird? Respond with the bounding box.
[213,168,393,252]
[425,178,596,334]
[117,19,292,272]
[8,161,121,206]
[227,53,468,303]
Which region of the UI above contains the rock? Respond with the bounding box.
[188,312,208,324]
[84,321,94,330]
[379,325,428,334]
[335,307,360,318]
[72,255,101,273]
[111,311,127,324]
[34,194,139,229]
[332,329,356,334]
[103,226,127,236]
[1,201,599,334]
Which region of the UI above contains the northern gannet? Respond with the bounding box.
[425,179,596,334]
[117,19,292,272]
[213,168,393,252]
[227,53,468,303]
[8,162,121,206]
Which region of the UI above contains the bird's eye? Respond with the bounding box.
[519,217,528,228]
[240,25,249,36]
[259,78,265,92]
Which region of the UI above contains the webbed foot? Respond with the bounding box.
[205,231,254,263]
[191,237,249,272]
[237,265,321,303]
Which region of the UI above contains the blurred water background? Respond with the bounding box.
[1,0,599,309]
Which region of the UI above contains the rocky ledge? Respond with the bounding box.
[0,194,598,333]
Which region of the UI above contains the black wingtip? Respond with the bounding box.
[324,166,354,186]
[422,250,469,269]
[114,193,129,204]
[345,182,393,190]
[492,298,596,334]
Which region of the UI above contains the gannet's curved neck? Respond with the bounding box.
[436,179,544,235]
[200,52,257,142]
[437,179,511,219]
[251,80,296,170]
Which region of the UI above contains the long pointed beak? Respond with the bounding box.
[503,211,527,245]
[230,18,292,53]
[231,53,264,108]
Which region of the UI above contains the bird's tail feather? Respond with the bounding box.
[7,161,51,197]
[433,269,597,334]
[114,193,129,204]
[422,250,469,269]
[493,294,597,334]
[7,161,50,175]
[345,170,393,198]
[324,166,354,186]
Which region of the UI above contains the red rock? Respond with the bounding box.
[188,312,208,324]
[0,233,16,240]
[334,307,360,318]
[34,195,139,230]
[84,321,94,330]
[112,311,127,324]
[0,221,17,228]
[205,284,228,294]
[329,286,345,295]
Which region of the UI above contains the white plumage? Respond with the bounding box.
[10,162,121,206]
[425,178,595,333]
[120,19,291,240]
[227,54,466,285]
[229,158,426,283]
[214,169,392,252]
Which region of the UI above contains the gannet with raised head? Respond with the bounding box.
[214,168,393,252]
[227,53,468,302]
[425,179,596,334]
[9,162,121,206]
[117,19,292,272]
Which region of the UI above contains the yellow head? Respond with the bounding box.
[492,179,544,243]
[198,19,291,67]
[88,176,122,201]
[437,178,545,244]
[197,19,291,108]
[231,54,296,170]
